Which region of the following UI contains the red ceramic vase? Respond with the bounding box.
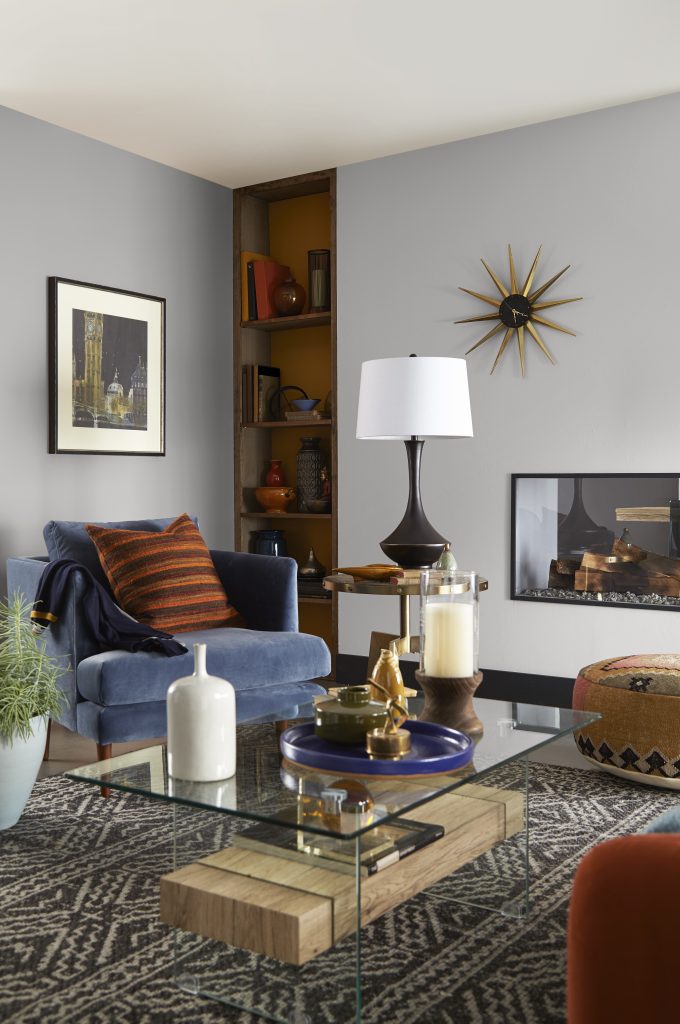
[273,278,306,316]
[266,460,286,486]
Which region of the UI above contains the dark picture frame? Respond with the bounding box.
[48,277,165,455]
[511,473,680,612]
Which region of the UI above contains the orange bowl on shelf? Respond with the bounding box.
[255,486,296,513]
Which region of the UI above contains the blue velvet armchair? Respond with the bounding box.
[6,517,331,765]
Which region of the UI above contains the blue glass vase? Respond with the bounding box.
[251,530,288,557]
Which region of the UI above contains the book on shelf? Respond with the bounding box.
[252,259,290,320]
[285,409,323,421]
[242,365,254,422]
[297,579,330,598]
[239,250,268,320]
[246,262,258,320]
[253,365,281,422]
[233,815,444,877]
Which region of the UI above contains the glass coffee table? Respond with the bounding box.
[66,697,598,1023]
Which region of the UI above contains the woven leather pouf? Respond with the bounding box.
[573,654,680,789]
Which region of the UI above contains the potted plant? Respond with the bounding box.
[0,592,64,830]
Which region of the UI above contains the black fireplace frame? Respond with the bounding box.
[510,472,680,612]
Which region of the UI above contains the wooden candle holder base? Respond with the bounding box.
[415,670,484,737]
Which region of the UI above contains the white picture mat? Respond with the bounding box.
[55,280,164,453]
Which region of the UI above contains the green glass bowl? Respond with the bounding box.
[315,685,388,745]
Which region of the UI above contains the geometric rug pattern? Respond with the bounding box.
[1,730,677,1024]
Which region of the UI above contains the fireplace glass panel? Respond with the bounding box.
[512,474,680,610]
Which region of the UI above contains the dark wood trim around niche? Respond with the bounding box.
[335,655,574,709]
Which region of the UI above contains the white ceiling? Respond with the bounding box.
[2,0,680,188]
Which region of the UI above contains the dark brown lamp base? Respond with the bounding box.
[380,539,446,570]
[415,670,484,737]
[380,437,448,569]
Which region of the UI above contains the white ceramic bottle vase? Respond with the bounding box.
[166,643,236,781]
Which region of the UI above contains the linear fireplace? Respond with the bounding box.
[511,474,680,611]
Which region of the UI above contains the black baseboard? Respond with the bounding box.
[335,654,574,709]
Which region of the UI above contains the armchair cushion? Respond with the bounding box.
[85,513,241,633]
[44,515,198,592]
[76,626,331,706]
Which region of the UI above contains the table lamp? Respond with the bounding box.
[356,355,473,568]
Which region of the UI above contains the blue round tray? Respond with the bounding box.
[279,720,474,776]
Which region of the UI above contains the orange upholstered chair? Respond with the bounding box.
[567,833,680,1023]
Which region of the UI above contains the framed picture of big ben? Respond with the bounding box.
[48,278,165,455]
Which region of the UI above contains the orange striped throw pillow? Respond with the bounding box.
[85,513,241,634]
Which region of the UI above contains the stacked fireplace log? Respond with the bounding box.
[549,539,680,597]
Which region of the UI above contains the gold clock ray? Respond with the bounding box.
[456,245,582,376]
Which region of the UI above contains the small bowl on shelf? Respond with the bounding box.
[306,498,331,514]
[290,398,320,412]
[254,487,296,513]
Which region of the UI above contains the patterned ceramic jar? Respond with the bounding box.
[296,436,324,512]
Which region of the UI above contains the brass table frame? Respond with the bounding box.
[323,573,488,673]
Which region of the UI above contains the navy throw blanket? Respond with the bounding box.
[31,559,188,656]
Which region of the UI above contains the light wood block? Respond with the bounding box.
[160,783,524,965]
[160,862,334,965]
[199,847,358,942]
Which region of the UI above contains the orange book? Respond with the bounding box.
[253,260,290,320]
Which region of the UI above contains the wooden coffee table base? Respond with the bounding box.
[160,782,523,966]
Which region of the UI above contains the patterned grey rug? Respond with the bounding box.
[1,732,677,1024]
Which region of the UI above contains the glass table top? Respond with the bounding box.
[66,697,599,839]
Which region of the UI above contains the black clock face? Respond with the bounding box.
[499,293,532,328]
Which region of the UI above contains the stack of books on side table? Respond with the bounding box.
[389,568,424,585]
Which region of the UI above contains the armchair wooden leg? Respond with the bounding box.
[96,742,112,798]
[43,719,52,761]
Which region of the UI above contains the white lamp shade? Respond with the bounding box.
[356,356,473,439]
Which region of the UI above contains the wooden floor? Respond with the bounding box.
[38,724,165,779]
[39,721,591,779]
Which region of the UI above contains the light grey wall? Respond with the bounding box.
[337,92,680,679]
[0,106,232,595]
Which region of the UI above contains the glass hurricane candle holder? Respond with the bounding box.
[416,570,483,735]
[308,249,330,312]
[420,570,479,677]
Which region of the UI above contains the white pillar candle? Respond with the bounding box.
[311,268,326,308]
[423,602,474,677]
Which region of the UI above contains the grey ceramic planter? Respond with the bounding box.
[0,715,47,829]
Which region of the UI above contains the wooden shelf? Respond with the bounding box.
[234,169,338,672]
[242,419,332,430]
[240,512,332,520]
[241,312,331,332]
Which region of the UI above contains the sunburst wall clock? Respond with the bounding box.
[456,245,582,376]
